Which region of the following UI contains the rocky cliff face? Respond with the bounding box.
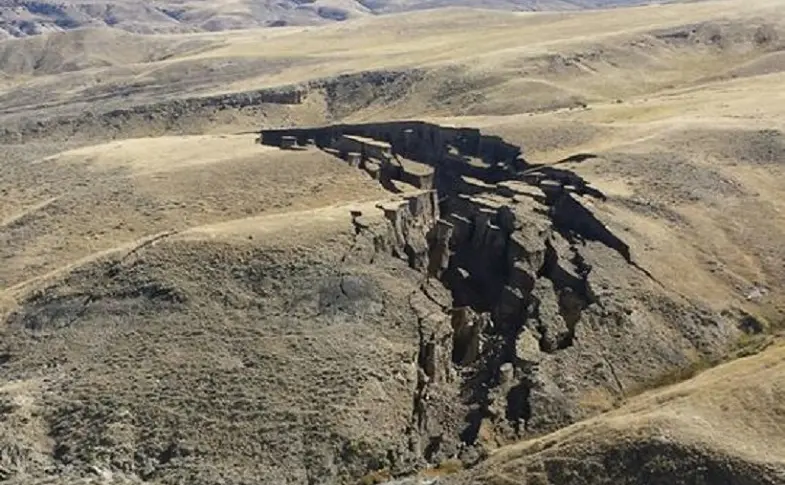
[260,121,748,472]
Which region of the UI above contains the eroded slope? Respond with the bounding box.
[445,342,785,485]
[0,202,441,484]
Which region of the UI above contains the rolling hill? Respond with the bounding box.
[0,0,685,38]
[1,0,785,484]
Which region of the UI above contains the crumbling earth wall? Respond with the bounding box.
[260,121,746,472]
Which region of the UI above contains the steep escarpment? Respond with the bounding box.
[0,69,426,144]
[0,83,307,144]
[260,121,751,472]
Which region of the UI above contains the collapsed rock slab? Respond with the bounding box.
[280,135,297,149]
[345,151,362,167]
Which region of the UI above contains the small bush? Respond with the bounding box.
[437,458,464,474]
[422,458,465,478]
[739,313,768,334]
[0,394,18,415]
[359,468,391,485]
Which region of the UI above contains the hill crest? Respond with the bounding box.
[0,0,686,39]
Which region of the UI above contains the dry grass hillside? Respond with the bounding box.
[2,0,785,484]
[446,342,785,485]
[0,0,679,39]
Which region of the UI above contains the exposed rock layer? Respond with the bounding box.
[259,121,746,473]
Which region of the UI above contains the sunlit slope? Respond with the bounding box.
[448,342,785,485]
[2,0,784,121]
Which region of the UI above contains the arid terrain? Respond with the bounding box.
[0,0,681,38]
[1,0,785,484]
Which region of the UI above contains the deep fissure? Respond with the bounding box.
[260,120,648,469]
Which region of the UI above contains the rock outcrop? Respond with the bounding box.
[260,121,744,474]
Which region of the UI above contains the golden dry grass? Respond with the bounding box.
[455,341,785,484]
[2,1,785,483]
[0,134,389,290]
